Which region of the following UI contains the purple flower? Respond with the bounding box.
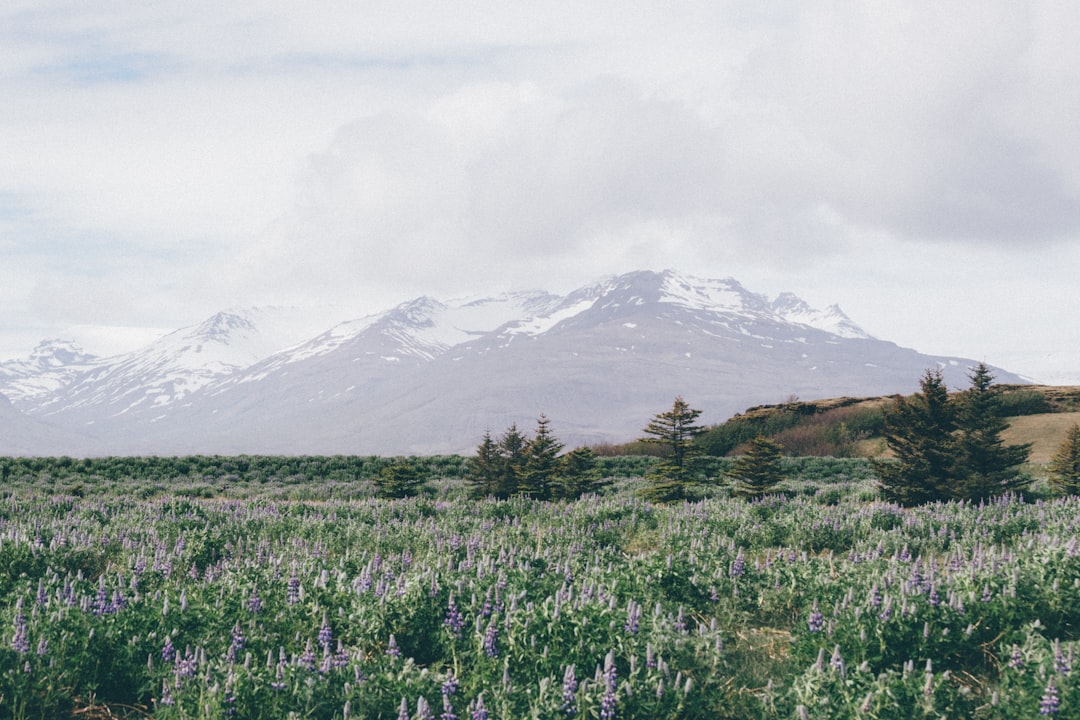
[442,671,459,696]
[248,588,262,614]
[387,634,401,659]
[318,615,334,651]
[730,552,745,578]
[162,637,176,663]
[287,575,301,605]
[11,607,29,654]
[807,602,824,633]
[482,622,499,658]
[1041,679,1060,715]
[444,596,465,638]
[1007,645,1023,669]
[600,651,617,720]
[441,695,458,720]
[470,694,488,720]
[417,696,435,720]
[623,600,641,634]
[561,665,578,715]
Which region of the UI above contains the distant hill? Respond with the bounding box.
[691,384,1080,462]
[0,269,1030,457]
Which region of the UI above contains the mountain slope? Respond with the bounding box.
[0,270,1027,456]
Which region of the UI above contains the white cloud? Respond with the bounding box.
[0,1,1078,383]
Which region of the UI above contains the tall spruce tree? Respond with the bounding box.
[640,396,706,502]
[873,368,958,506]
[497,423,529,498]
[1050,423,1080,496]
[953,363,1031,501]
[557,446,607,500]
[520,415,564,500]
[467,431,504,498]
[729,434,785,499]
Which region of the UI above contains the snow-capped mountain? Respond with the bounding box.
[0,270,1028,456]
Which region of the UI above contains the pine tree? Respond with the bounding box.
[640,396,706,502]
[467,431,504,498]
[520,415,564,500]
[373,460,425,499]
[1050,423,1080,496]
[557,446,608,500]
[953,363,1031,501]
[497,423,528,498]
[729,434,785,499]
[873,368,957,506]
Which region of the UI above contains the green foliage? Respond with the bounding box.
[1050,423,1080,496]
[873,365,1031,506]
[952,363,1032,501]
[639,396,706,502]
[873,368,958,506]
[558,446,610,499]
[520,415,564,500]
[729,434,785,499]
[374,459,426,498]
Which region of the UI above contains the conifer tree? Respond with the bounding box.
[873,368,957,506]
[373,460,425,499]
[520,415,564,500]
[640,396,705,502]
[467,431,504,498]
[729,434,785,499]
[558,446,608,499]
[497,423,528,498]
[953,363,1031,500]
[1050,424,1080,496]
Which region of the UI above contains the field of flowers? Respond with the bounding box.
[2,460,1079,719]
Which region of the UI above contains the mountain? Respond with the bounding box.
[0,270,1028,456]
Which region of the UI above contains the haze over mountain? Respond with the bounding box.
[0,270,1027,456]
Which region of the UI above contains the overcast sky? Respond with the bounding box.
[2,2,1078,383]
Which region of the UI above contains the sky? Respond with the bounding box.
[1,2,1078,384]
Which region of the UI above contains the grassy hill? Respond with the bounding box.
[690,384,1080,462]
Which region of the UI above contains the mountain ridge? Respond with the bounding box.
[0,269,1028,456]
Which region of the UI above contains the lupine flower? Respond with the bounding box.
[730,552,745,578]
[600,651,617,720]
[1008,645,1024,669]
[482,622,499,658]
[248,588,262,613]
[162,637,176,663]
[442,671,459,697]
[1041,679,1060,715]
[440,695,458,720]
[387,634,402,658]
[11,604,29,654]
[1054,640,1071,675]
[397,697,410,720]
[416,696,435,720]
[561,664,578,715]
[470,694,488,720]
[287,575,301,605]
[318,615,334,651]
[807,602,824,632]
[444,596,465,638]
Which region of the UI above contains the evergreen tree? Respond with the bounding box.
[467,431,504,498]
[640,396,706,502]
[873,368,958,506]
[373,460,425,499]
[1050,423,1080,496]
[497,423,529,498]
[520,415,564,500]
[953,363,1031,500]
[729,434,785,499]
[557,446,608,499]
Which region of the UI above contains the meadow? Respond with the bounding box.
[1,458,1078,719]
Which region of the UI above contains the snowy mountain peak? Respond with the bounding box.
[28,338,98,368]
